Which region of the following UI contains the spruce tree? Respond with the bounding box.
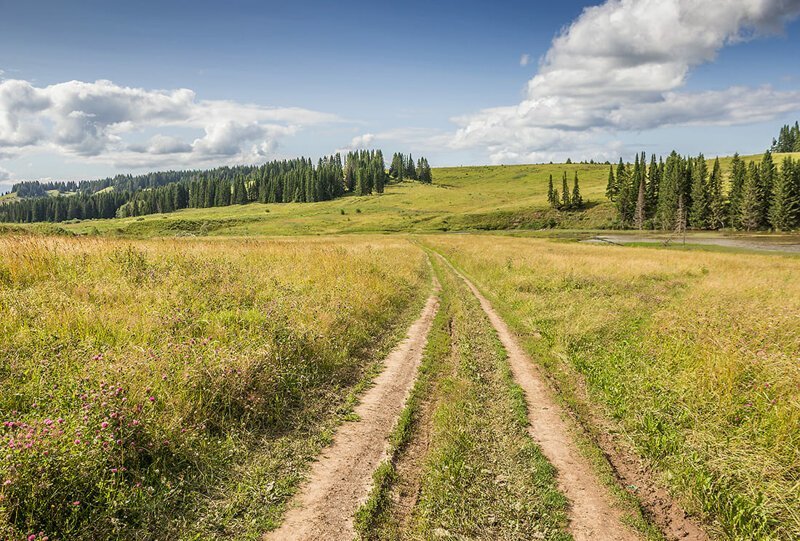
[571,172,583,209]
[646,154,659,216]
[689,154,709,229]
[561,172,571,209]
[616,158,633,224]
[605,166,617,200]
[768,157,798,231]
[656,151,682,230]
[740,162,763,231]
[759,151,776,226]
[708,157,725,229]
[634,172,646,230]
[728,153,746,229]
[547,174,556,207]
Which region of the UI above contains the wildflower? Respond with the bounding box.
[28,535,36,541]
[3,479,11,486]
[44,419,53,426]
[72,501,80,506]
[148,396,155,403]
[111,468,118,473]
[101,422,109,429]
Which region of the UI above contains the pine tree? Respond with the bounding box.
[768,157,798,231]
[708,157,725,229]
[689,154,709,229]
[759,151,776,226]
[605,166,617,200]
[571,172,583,209]
[740,162,763,231]
[728,153,746,229]
[646,154,659,216]
[406,154,417,180]
[634,171,646,230]
[616,158,633,224]
[560,172,571,209]
[547,174,556,207]
[656,151,682,230]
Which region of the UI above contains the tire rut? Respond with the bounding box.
[264,279,441,541]
[436,253,640,541]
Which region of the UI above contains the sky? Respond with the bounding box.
[1,0,800,191]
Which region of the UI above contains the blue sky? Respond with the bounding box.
[1,0,800,188]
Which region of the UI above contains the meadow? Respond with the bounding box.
[33,163,615,237]
[0,235,428,540]
[426,235,800,540]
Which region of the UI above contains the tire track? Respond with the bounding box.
[264,279,440,541]
[436,253,640,541]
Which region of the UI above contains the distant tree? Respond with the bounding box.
[605,165,617,201]
[740,161,763,231]
[405,154,417,180]
[708,157,725,229]
[689,154,709,229]
[728,153,746,229]
[547,174,556,208]
[759,150,776,225]
[656,151,683,230]
[769,157,798,231]
[560,172,571,209]
[634,171,646,230]
[646,154,660,215]
[571,172,583,209]
[616,158,634,224]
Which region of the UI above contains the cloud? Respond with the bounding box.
[0,167,11,181]
[452,0,800,163]
[336,133,376,153]
[519,54,531,67]
[0,78,340,168]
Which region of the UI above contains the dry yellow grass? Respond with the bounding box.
[0,235,428,539]
[425,235,800,540]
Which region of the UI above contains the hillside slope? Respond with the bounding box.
[51,163,614,236]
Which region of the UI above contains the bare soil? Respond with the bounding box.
[264,282,440,541]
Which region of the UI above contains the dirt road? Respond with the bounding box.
[264,281,440,541]
[437,254,640,541]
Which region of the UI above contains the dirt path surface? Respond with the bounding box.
[264,281,440,541]
[438,255,640,541]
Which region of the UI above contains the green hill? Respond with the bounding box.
[52,163,615,237]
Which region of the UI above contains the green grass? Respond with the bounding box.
[427,235,800,540]
[712,151,800,172]
[39,163,613,237]
[0,235,429,540]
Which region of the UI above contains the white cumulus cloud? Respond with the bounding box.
[0,78,340,168]
[452,0,800,163]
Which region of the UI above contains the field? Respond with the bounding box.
[2,159,800,541]
[426,235,800,539]
[0,235,428,539]
[32,163,614,237]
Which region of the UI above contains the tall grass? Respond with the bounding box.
[427,235,800,540]
[0,235,427,540]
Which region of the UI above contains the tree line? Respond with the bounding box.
[0,150,433,223]
[771,121,800,153]
[547,171,583,210]
[607,151,800,231]
[388,153,433,183]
